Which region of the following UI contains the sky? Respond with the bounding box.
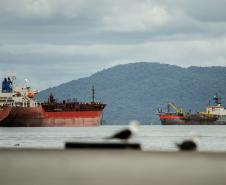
[0,0,226,90]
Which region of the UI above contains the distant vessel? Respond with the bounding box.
[0,76,106,127]
[158,94,226,125]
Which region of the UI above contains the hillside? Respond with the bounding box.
[37,62,226,124]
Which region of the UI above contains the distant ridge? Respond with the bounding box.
[37,62,226,124]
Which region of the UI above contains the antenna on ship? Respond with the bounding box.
[92,85,95,103]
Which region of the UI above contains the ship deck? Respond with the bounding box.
[1,148,226,185]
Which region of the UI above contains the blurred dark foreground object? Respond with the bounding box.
[65,142,141,150]
[176,140,197,151]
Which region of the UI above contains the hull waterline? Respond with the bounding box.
[0,106,104,127]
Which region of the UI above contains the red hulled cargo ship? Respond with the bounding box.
[0,76,106,127]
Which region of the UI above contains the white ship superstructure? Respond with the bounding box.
[207,105,226,116]
[0,76,38,108]
[206,95,226,121]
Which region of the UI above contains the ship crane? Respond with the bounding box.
[167,103,185,116]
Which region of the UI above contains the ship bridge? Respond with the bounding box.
[0,76,38,108]
[206,94,226,116]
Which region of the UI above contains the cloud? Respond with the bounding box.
[0,0,84,19]
[177,0,226,22]
[102,2,172,32]
[0,0,226,89]
[1,36,225,65]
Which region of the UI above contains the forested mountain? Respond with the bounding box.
[38,62,226,124]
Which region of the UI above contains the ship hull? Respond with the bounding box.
[161,120,226,125]
[0,106,103,127]
[160,116,226,125]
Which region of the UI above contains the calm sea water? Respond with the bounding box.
[1,125,226,151]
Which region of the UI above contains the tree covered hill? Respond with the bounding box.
[37,62,226,124]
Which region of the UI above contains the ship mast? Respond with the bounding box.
[213,93,222,106]
[92,85,95,103]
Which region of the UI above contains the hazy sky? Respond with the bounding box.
[0,0,226,89]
